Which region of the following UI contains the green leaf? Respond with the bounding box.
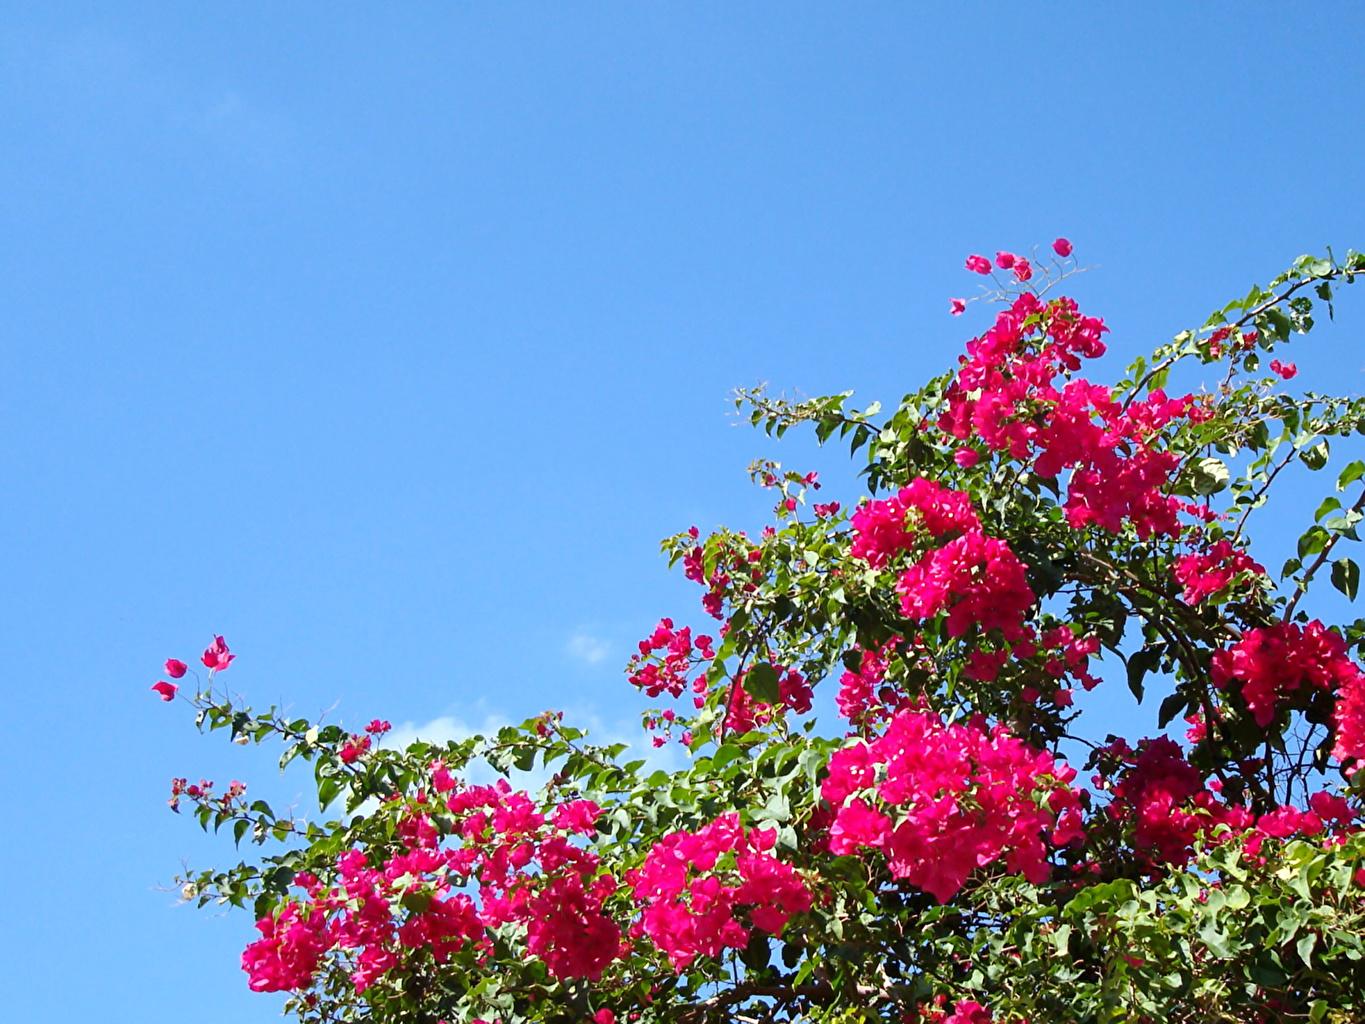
[1332,558,1360,601]
[1302,440,1330,471]
[1316,496,1343,523]
[1298,930,1318,968]
[1299,525,1330,560]
[1126,648,1161,703]
[1158,691,1188,729]
[743,663,781,704]
[1339,460,1365,492]
[1191,457,1230,496]
[318,777,341,811]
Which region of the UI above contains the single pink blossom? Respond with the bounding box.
[1270,359,1298,380]
[201,635,235,672]
[151,680,179,701]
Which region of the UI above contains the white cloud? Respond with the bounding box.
[378,704,686,793]
[565,629,612,666]
[383,713,505,752]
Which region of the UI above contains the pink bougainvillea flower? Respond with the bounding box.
[201,635,235,672]
[151,680,179,701]
[950,297,966,316]
[1053,237,1073,257]
[339,734,372,764]
[1012,257,1033,282]
[1269,359,1298,380]
[994,251,1017,270]
[964,254,992,275]
[164,658,188,678]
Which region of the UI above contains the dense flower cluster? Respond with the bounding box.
[628,813,810,969]
[820,707,1082,902]
[1101,737,1359,870]
[850,479,1035,642]
[1333,669,1365,775]
[1210,620,1363,728]
[938,288,1200,538]
[1102,737,1250,868]
[1173,539,1265,605]
[849,478,980,567]
[895,529,1035,642]
[835,641,911,729]
[240,777,622,994]
[242,903,332,993]
[681,527,766,619]
[627,618,715,701]
[915,997,994,1024]
[724,664,813,733]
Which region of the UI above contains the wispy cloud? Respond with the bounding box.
[383,712,509,752]
[380,704,684,792]
[565,629,612,666]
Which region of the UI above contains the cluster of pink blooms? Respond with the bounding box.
[836,641,912,729]
[1334,672,1365,776]
[1101,737,1250,868]
[628,813,810,969]
[836,624,1100,733]
[167,776,242,813]
[1210,620,1363,728]
[1242,791,1356,860]
[850,479,1035,642]
[1005,625,1103,706]
[1206,325,1268,360]
[241,773,623,995]
[242,903,333,992]
[895,529,1035,643]
[915,996,995,1024]
[338,733,373,764]
[724,664,813,734]
[627,618,715,701]
[1101,736,1358,870]
[151,638,235,702]
[641,709,694,749]
[1173,539,1266,605]
[681,527,765,619]
[939,286,1204,538]
[440,781,620,982]
[849,478,980,567]
[820,707,1082,903]
[1269,358,1298,380]
[951,240,1072,315]
[759,467,824,517]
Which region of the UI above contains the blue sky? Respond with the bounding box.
[3,5,1365,1020]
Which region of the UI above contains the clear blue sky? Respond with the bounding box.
[3,6,1365,1020]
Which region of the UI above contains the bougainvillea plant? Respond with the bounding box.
[156,242,1365,1023]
